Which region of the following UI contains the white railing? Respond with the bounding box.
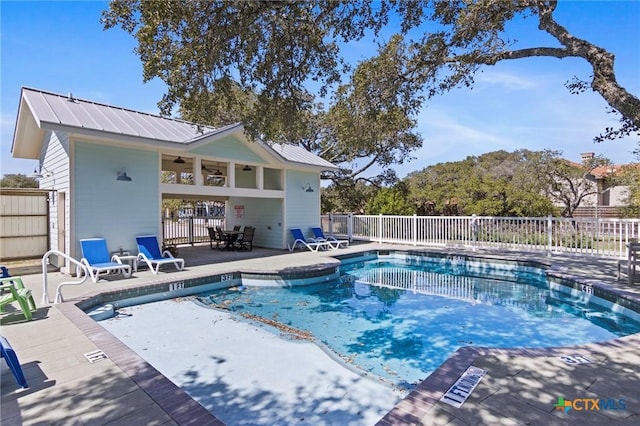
[321,214,639,259]
[42,250,89,304]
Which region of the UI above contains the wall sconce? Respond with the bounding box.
[303,183,314,192]
[29,166,53,179]
[116,170,132,181]
[173,156,186,164]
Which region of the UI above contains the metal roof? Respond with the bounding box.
[14,87,338,170]
[21,87,221,143]
[270,143,337,169]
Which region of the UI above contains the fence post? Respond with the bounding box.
[471,214,478,251]
[379,214,383,244]
[347,213,353,242]
[188,216,194,245]
[413,214,417,246]
[547,215,553,256]
[328,213,334,235]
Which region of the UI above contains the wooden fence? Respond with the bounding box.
[0,189,50,261]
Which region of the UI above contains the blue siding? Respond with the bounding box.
[191,135,266,163]
[74,142,160,256]
[41,130,70,258]
[228,197,284,249]
[284,170,320,246]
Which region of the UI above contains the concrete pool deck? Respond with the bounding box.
[1,243,639,425]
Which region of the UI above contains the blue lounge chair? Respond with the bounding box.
[311,227,349,249]
[288,228,331,252]
[79,238,132,283]
[136,235,185,274]
[0,336,28,388]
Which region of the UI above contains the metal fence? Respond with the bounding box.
[162,216,225,246]
[321,214,640,259]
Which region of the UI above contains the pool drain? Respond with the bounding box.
[84,350,108,363]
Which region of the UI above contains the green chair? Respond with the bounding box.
[0,276,36,321]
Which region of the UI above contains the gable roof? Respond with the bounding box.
[270,143,336,169]
[12,87,337,170]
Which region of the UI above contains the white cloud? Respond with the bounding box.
[474,70,537,91]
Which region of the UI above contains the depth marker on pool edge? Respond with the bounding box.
[440,366,487,408]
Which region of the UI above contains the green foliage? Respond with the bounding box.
[321,181,377,214]
[560,234,594,250]
[0,174,39,188]
[365,184,414,215]
[103,0,639,158]
[405,150,555,216]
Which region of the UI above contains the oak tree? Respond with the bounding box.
[103,0,639,180]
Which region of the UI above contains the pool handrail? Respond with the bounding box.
[42,250,89,304]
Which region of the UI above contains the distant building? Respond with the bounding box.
[570,152,634,218]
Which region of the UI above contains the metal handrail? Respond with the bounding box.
[41,250,89,304]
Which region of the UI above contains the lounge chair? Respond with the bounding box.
[136,235,185,274]
[311,227,349,249]
[0,335,28,388]
[0,276,36,321]
[288,228,331,252]
[236,226,255,251]
[78,238,132,283]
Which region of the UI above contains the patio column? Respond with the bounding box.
[228,161,236,188]
[195,158,203,186]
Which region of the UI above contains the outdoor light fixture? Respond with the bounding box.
[173,156,186,164]
[116,170,132,181]
[29,166,53,179]
[242,165,252,171]
[303,183,314,193]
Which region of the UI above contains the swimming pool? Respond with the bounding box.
[192,255,640,389]
[91,250,640,424]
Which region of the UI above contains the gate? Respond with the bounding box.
[0,188,50,261]
[163,215,226,245]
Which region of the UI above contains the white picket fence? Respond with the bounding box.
[320,214,640,259]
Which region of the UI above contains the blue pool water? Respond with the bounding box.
[196,259,640,389]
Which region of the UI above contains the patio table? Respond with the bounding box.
[221,230,243,250]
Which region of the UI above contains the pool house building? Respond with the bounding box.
[11,87,337,272]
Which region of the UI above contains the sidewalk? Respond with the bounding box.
[2,244,639,425]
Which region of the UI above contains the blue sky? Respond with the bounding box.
[2,1,639,178]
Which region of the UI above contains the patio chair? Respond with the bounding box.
[617,241,640,285]
[78,238,132,283]
[0,276,36,321]
[136,235,185,274]
[288,228,331,252]
[0,335,28,388]
[215,226,234,250]
[207,227,224,250]
[236,226,255,251]
[311,227,349,249]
